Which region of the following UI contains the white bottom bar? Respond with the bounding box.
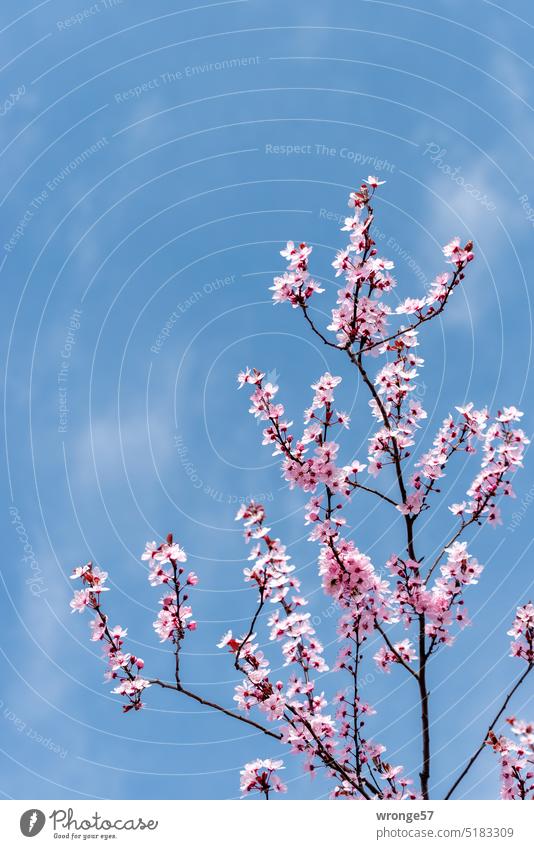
[4,800,532,847]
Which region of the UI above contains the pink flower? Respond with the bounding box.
[449,501,467,516]
[280,241,312,270]
[89,616,106,641]
[365,175,386,188]
[112,676,151,696]
[217,629,234,649]
[238,367,265,388]
[396,492,424,516]
[70,563,92,580]
[487,504,502,526]
[153,608,177,642]
[497,406,523,423]
[141,542,159,561]
[443,237,474,267]
[396,298,422,315]
[156,542,186,563]
[70,589,92,613]
[487,716,534,799]
[259,693,286,720]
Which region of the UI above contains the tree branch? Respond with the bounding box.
[444,663,533,799]
[147,677,283,741]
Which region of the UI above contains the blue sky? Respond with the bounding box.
[1,0,534,800]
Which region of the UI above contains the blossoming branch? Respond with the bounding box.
[69,176,532,800]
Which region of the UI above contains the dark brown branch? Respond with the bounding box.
[235,588,265,670]
[444,663,533,800]
[350,480,398,507]
[374,622,420,681]
[300,301,342,350]
[147,677,283,741]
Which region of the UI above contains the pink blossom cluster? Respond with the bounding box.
[332,686,418,799]
[270,241,324,307]
[374,640,417,672]
[394,402,526,525]
[219,627,285,720]
[369,331,425,479]
[272,178,472,354]
[231,501,414,798]
[487,716,534,800]
[508,603,534,663]
[318,537,389,617]
[407,410,480,513]
[239,369,392,630]
[240,366,489,655]
[239,758,287,798]
[70,562,109,612]
[141,535,198,642]
[222,505,330,731]
[69,536,199,713]
[387,542,481,648]
[69,563,151,712]
[239,367,360,497]
[424,542,481,644]
[487,605,534,799]
[464,407,528,526]
[237,501,327,674]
